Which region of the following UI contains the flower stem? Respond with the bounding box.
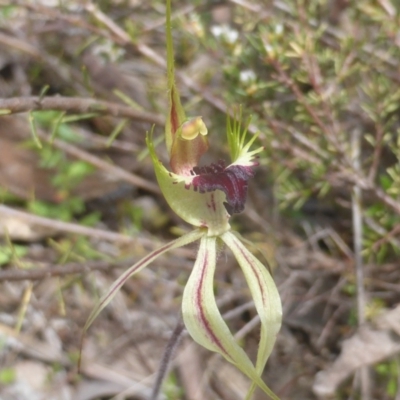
[150,317,185,400]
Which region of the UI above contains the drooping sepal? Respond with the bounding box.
[82,229,205,335]
[222,231,282,399]
[182,235,281,400]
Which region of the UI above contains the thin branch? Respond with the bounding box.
[0,204,140,244]
[272,0,400,79]
[36,131,160,194]
[352,130,365,317]
[0,258,136,281]
[355,176,400,216]
[365,216,400,250]
[0,96,164,126]
[371,224,400,252]
[0,32,87,93]
[367,120,385,183]
[71,128,139,152]
[351,127,370,400]
[270,58,351,166]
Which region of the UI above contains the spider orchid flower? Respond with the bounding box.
[83,1,282,399]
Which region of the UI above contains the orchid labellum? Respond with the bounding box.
[83,1,282,398]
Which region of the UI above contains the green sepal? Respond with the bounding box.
[222,231,282,399]
[182,234,281,400]
[82,229,204,334]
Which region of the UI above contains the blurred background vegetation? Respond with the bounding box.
[1,1,400,399]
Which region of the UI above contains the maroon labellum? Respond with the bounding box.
[187,160,255,215]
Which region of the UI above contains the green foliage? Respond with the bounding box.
[0,5,16,19]
[27,199,85,222]
[50,235,107,262]
[33,111,84,143]
[189,0,400,265]
[0,188,23,205]
[18,110,99,225]
[0,368,16,385]
[163,371,184,400]
[51,160,95,192]
[118,202,144,233]
[0,244,27,266]
[24,111,96,198]
[376,360,399,398]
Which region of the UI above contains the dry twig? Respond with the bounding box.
[351,127,370,399]
[0,204,138,244]
[36,131,160,194]
[0,258,135,282]
[0,96,164,126]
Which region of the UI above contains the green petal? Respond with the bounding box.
[147,132,230,236]
[182,236,280,399]
[222,231,282,399]
[83,229,204,334]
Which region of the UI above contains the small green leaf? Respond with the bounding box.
[66,161,95,180]
[0,244,27,266]
[28,112,42,149]
[0,368,16,384]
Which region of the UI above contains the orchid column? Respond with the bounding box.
[84,0,282,398]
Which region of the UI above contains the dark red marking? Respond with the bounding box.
[170,87,179,135]
[237,241,266,305]
[196,252,229,357]
[209,193,216,212]
[189,160,254,215]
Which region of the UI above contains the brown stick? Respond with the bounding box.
[0,204,140,244]
[0,258,136,281]
[0,96,164,126]
[36,131,160,194]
